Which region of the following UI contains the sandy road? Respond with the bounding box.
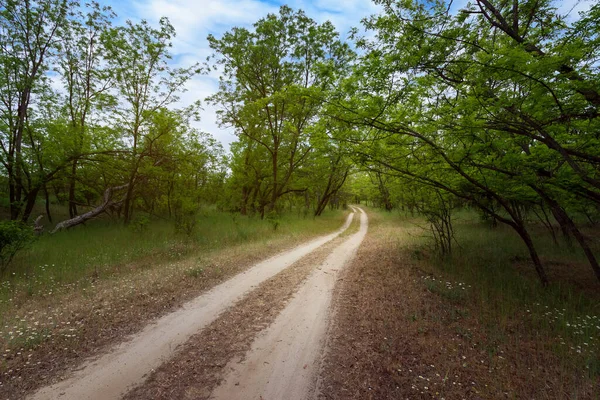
[29,211,355,400]
[211,207,368,400]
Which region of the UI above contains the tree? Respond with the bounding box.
[57,1,116,218]
[102,17,202,224]
[326,0,600,285]
[208,5,353,216]
[0,0,72,221]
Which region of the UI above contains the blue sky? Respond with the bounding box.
[95,0,382,147]
[99,0,594,147]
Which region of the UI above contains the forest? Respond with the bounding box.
[1,0,599,286]
[0,0,599,397]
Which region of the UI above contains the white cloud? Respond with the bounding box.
[130,0,285,147]
[127,0,378,148]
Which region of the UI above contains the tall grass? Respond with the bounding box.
[374,207,600,376]
[443,220,600,376]
[0,208,348,307]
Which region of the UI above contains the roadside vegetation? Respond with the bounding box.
[321,208,599,399]
[1,208,347,299]
[0,207,348,398]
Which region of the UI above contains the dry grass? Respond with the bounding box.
[318,209,599,399]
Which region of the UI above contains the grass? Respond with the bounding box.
[321,206,598,398]
[397,208,600,380]
[0,207,348,312]
[0,205,352,398]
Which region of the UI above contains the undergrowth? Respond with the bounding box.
[0,208,348,313]
[374,207,600,379]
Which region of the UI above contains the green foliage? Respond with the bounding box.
[173,199,199,237]
[130,215,150,233]
[0,221,34,275]
[325,0,600,285]
[209,5,355,216]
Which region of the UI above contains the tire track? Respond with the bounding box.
[29,212,356,400]
[211,207,368,400]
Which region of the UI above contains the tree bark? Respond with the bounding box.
[68,159,78,218]
[514,224,549,287]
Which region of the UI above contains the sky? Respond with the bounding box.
[99,0,595,148]
[100,0,381,148]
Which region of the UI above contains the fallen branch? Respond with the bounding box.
[51,184,129,234]
[33,215,44,235]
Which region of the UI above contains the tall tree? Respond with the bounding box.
[328,0,600,285]
[208,5,353,216]
[102,17,201,223]
[0,0,72,220]
[58,1,115,218]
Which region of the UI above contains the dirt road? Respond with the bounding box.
[211,207,368,400]
[30,211,356,400]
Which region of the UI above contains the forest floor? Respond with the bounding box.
[319,210,600,399]
[3,207,599,399]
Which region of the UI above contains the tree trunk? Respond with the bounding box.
[550,206,574,249]
[514,225,549,287]
[21,187,42,223]
[543,198,600,284]
[44,184,52,223]
[241,186,251,216]
[123,169,137,224]
[51,184,128,233]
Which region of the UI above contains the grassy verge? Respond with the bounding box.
[320,207,599,399]
[0,209,347,309]
[0,208,349,398]
[429,212,600,378]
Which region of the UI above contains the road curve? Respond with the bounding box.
[211,206,368,400]
[29,211,356,400]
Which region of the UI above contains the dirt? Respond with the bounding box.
[25,212,355,400]
[123,213,361,399]
[210,207,368,400]
[13,206,592,400]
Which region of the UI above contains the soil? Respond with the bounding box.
[123,211,362,399]
[317,212,599,399]
[7,207,595,400]
[210,207,367,400]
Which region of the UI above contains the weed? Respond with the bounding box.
[0,208,348,316]
[423,276,468,304]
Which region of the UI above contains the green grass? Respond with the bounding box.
[373,207,600,377]
[446,221,598,349]
[0,208,349,309]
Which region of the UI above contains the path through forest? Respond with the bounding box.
[212,207,368,400]
[29,208,366,400]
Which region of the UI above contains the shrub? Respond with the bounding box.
[0,221,35,275]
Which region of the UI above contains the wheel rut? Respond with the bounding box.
[29,211,356,400]
[211,207,368,400]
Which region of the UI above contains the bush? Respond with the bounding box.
[265,211,280,231]
[173,199,199,237]
[0,221,35,275]
[130,215,150,233]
